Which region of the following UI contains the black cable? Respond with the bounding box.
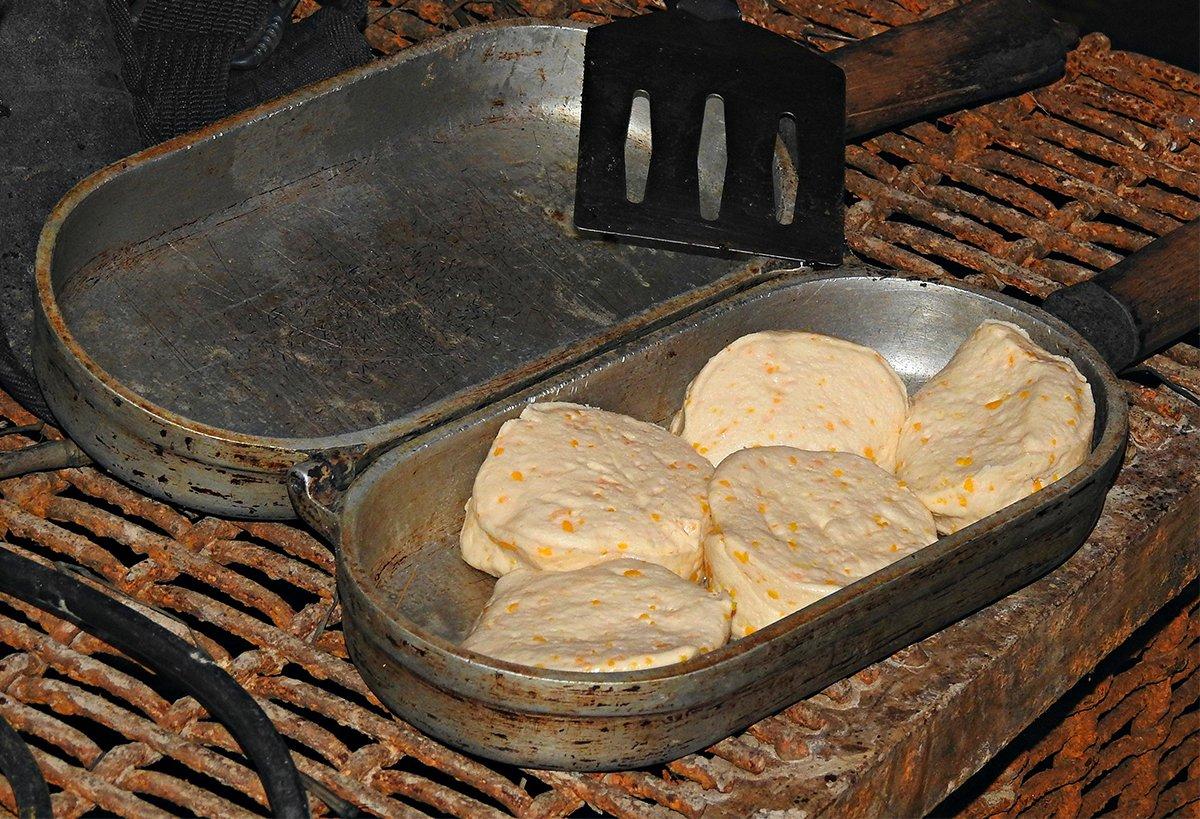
[0,711,51,819]
[0,548,310,818]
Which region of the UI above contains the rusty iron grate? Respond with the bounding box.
[943,582,1199,818]
[0,0,1197,815]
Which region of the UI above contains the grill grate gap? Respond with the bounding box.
[53,480,184,544]
[217,558,327,617]
[276,662,389,720]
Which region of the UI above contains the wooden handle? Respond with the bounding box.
[1043,220,1200,372]
[829,0,1075,139]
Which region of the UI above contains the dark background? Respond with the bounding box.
[1045,0,1198,71]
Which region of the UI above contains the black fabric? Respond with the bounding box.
[112,0,371,145]
[0,0,371,421]
[111,0,269,143]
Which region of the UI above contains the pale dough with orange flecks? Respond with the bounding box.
[461,559,732,672]
[460,402,713,579]
[896,320,1094,535]
[672,331,908,470]
[705,447,936,637]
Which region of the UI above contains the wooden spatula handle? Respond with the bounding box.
[829,0,1075,139]
[1043,220,1200,372]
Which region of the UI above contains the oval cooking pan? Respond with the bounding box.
[33,21,769,518]
[298,272,1124,771]
[290,221,1197,769]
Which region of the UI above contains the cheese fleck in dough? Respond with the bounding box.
[461,559,732,671]
[897,321,1094,534]
[673,332,908,470]
[705,447,936,636]
[462,402,713,578]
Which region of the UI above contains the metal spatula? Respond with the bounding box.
[574,0,1076,264]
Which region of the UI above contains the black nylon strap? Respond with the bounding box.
[111,0,370,144]
[112,0,268,143]
[228,1,371,115]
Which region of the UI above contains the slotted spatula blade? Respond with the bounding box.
[576,0,1080,265]
[573,0,846,264]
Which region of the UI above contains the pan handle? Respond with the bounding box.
[288,455,355,545]
[1043,219,1200,372]
[829,0,1076,139]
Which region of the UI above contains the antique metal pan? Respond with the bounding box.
[33,11,1072,518]
[29,8,1197,774]
[288,222,1197,770]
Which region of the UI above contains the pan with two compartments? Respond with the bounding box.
[33,10,1198,769]
[35,3,1077,518]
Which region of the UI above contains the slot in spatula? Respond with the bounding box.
[574,0,1076,264]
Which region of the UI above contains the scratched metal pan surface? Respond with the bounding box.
[289,271,1128,770]
[33,21,768,519]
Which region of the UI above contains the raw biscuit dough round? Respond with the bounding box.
[672,331,908,469]
[705,446,937,637]
[896,320,1095,534]
[461,402,713,579]
[460,558,733,671]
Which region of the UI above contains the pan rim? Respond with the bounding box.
[32,18,594,468]
[338,270,1129,698]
